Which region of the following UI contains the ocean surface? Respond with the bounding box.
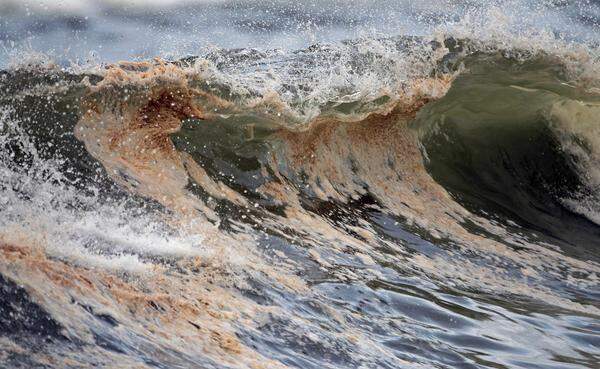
[0,1,599,368]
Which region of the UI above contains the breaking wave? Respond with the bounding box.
[1,31,599,368]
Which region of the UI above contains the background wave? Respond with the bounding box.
[1,0,599,66]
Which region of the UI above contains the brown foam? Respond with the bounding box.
[0,241,291,368]
[64,59,599,363]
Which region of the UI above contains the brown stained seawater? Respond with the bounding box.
[0,40,599,369]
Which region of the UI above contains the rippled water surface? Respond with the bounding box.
[0,1,599,369]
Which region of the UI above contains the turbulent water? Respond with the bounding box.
[1,1,600,369]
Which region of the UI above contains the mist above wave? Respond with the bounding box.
[0,0,599,67]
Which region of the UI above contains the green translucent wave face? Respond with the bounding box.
[168,52,600,263]
[415,54,600,261]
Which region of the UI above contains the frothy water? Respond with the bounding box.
[0,1,599,369]
[1,0,600,66]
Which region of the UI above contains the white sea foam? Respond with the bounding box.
[549,99,600,225]
[0,107,215,273]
